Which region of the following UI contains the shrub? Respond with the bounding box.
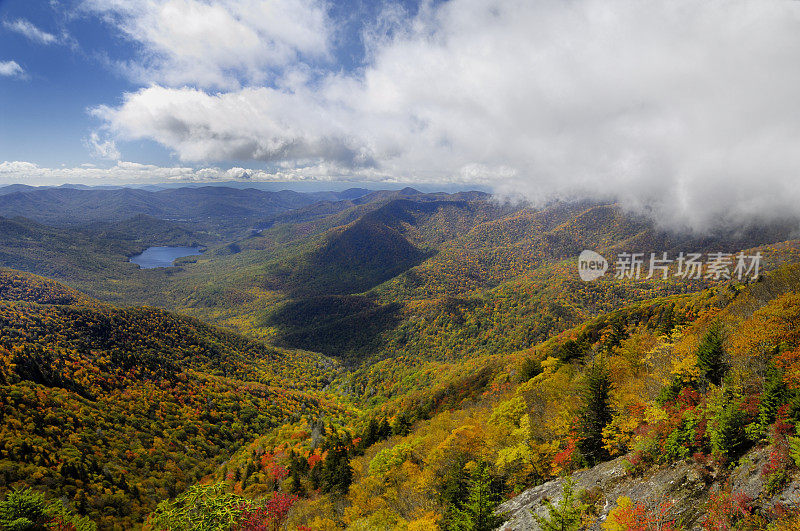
[764,470,788,497]
[0,487,96,531]
[369,442,416,476]
[603,496,676,531]
[235,493,299,531]
[146,484,246,531]
[518,357,543,382]
[702,487,753,531]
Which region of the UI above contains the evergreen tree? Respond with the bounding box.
[287,469,306,496]
[321,434,353,494]
[378,418,392,439]
[532,478,588,531]
[709,388,747,460]
[362,418,380,448]
[242,461,254,488]
[309,462,322,491]
[697,322,728,386]
[658,303,676,335]
[518,357,543,382]
[755,362,787,434]
[576,360,614,465]
[448,462,506,531]
[391,413,412,436]
[605,318,628,351]
[557,338,589,363]
[288,449,308,475]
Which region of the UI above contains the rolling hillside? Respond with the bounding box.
[0,269,343,528]
[5,187,800,529]
[214,261,800,530]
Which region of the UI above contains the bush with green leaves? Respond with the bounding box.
[369,442,416,475]
[789,428,800,467]
[0,487,95,531]
[764,470,789,497]
[664,412,701,462]
[146,483,247,531]
[145,482,298,531]
[746,363,788,442]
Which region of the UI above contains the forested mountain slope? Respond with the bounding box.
[5,188,800,529]
[243,261,800,529]
[0,269,343,528]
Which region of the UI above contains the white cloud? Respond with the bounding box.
[81,0,332,89]
[0,60,25,78]
[85,132,121,160]
[91,85,376,168]
[91,0,800,230]
[3,19,60,45]
[0,159,382,186]
[0,160,196,184]
[0,161,39,174]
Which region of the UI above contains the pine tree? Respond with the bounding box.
[532,478,588,531]
[448,462,506,531]
[321,434,353,494]
[362,418,380,448]
[243,461,254,488]
[576,360,614,465]
[697,322,728,386]
[708,391,747,460]
[658,303,676,335]
[756,362,787,431]
[518,357,543,382]
[287,469,306,496]
[378,418,392,439]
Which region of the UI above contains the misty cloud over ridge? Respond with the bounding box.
[86,0,800,231]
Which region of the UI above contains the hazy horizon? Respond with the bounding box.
[3,0,800,231]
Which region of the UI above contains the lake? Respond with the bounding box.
[130,246,204,269]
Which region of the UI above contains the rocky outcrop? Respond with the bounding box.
[497,446,800,530]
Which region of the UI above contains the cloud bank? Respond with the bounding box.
[85,0,800,230]
[0,160,335,185]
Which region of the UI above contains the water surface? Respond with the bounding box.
[130,246,203,269]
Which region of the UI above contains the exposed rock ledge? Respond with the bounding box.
[497,446,800,530]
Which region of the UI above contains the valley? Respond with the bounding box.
[2,184,800,529]
[5,2,799,529]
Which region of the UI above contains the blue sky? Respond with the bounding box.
[0,0,427,169]
[0,0,128,166]
[1,0,800,231]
